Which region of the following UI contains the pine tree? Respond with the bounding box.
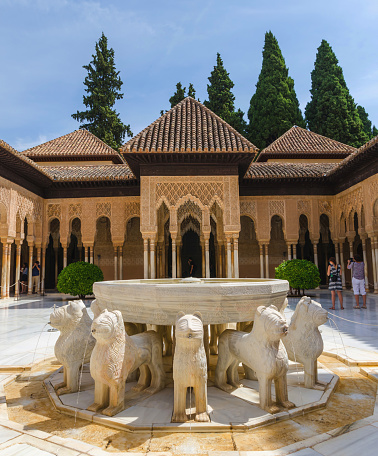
[72,33,132,150]
[169,82,186,108]
[247,31,305,149]
[373,126,378,138]
[204,53,246,134]
[357,105,376,140]
[305,40,368,148]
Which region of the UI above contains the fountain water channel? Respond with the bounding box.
[44,278,338,432]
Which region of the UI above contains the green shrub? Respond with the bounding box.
[275,259,320,295]
[57,261,104,299]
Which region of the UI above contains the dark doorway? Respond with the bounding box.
[181,230,202,278]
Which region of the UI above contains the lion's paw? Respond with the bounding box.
[172,413,187,422]
[195,412,210,422]
[102,404,123,417]
[281,400,295,409]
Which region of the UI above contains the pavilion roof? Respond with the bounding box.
[40,164,135,182]
[256,126,356,161]
[121,97,257,154]
[245,162,335,180]
[22,129,126,164]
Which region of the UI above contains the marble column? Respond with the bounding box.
[371,238,377,293]
[339,242,346,289]
[373,237,378,293]
[349,240,354,260]
[204,236,210,278]
[119,246,123,280]
[63,246,68,269]
[150,238,156,279]
[313,242,318,267]
[201,239,205,278]
[6,242,12,298]
[143,238,149,279]
[15,242,22,298]
[226,238,232,278]
[84,246,88,263]
[218,242,223,278]
[41,246,46,295]
[287,243,292,261]
[1,243,7,299]
[361,238,369,291]
[27,244,33,295]
[89,245,94,264]
[335,243,340,265]
[259,243,264,278]
[171,236,177,279]
[36,246,41,293]
[293,245,297,259]
[177,240,182,278]
[265,243,269,278]
[233,238,239,279]
[114,246,118,280]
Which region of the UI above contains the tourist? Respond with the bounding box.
[20,263,28,294]
[188,257,196,277]
[347,255,367,309]
[31,260,40,294]
[327,257,344,310]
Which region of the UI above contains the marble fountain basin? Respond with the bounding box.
[92,277,290,325]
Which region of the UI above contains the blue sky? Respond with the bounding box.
[1,0,378,151]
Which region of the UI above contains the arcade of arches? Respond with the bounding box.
[1,173,378,298]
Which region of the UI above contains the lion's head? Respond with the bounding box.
[175,311,203,342]
[291,296,328,330]
[50,300,86,330]
[254,305,288,341]
[91,309,124,341]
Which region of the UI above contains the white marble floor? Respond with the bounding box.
[0,290,378,455]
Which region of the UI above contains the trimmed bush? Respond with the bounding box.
[57,261,104,299]
[275,259,320,295]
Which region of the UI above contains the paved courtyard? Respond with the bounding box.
[0,290,378,455]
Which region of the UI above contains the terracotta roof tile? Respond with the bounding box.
[256,126,356,161]
[122,97,257,153]
[22,129,125,163]
[41,164,135,182]
[245,162,336,180]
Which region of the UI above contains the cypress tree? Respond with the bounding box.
[305,40,368,147]
[187,83,196,99]
[204,53,246,134]
[357,105,376,140]
[169,82,186,108]
[72,33,132,150]
[247,31,305,149]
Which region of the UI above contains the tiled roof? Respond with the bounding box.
[245,162,336,180]
[326,134,378,177]
[0,139,52,179]
[256,126,356,161]
[23,130,125,163]
[40,165,135,182]
[122,97,257,153]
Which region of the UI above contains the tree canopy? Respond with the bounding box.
[72,33,132,150]
[247,31,305,150]
[357,105,378,140]
[305,40,368,148]
[204,53,247,135]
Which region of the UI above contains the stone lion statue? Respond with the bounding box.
[88,309,165,416]
[215,305,295,414]
[50,300,95,395]
[282,296,328,388]
[172,311,209,422]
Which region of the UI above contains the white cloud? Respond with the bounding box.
[14,135,48,151]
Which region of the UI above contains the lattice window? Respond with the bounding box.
[96,202,111,218]
[47,203,61,219]
[69,203,82,219]
[156,182,224,207]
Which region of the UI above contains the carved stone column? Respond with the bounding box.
[6,241,12,298]
[217,241,223,278]
[119,245,123,280]
[84,245,88,263]
[361,237,369,291]
[313,241,318,267]
[259,243,264,278]
[339,242,346,289]
[335,242,340,265]
[265,243,269,278]
[150,237,156,279]
[287,243,292,261]
[171,235,177,279]
[36,246,42,293]
[143,238,149,279]
[41,245,46,295]
[374,236,378,293]
[177,238,182,278]
[226,237,232,278]
[233,237,239,278]
[15,241,22,298]
[293,244,297,259]
[114,246,118,280]
[204,234,210,278]
[89,245,94,264]
[62,245,68,269]
[371,237,377,293]
[1,242,8,299]
[201,238,205,278]
[27,244,33,295]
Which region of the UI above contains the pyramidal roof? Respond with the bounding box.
[121,97,257,153]
[256,126,356,161]
[23,129,125,164]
